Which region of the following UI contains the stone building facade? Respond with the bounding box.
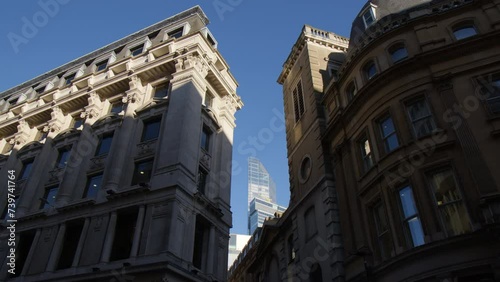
[230,0,500,281]
[0,6,242,282]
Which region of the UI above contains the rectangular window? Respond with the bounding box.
[130,44,144,57]
[10,230,36,277]
[141,118,161,142]
[362,8,375,28]
[193,216,210,270]
[110,102,124,114]
[95,134,113,156]
[154,82,170,98]
[200,127,211,151]
[204,92,213,107]
[131,160,154,185]
[292,80,305,123]
[110,208,139,261]
[379,115,399,153]
[398,186,425,247]
[168,28,183,39]
[65,73,76,86]
[428,168,471,236]
[41,186,59,209]
[304,207,317,239]
[479,74,500,114]
[406,98,437,138]
[373,201,393,260]
[56,147,71,169]
[35,86,46,94]
[197,167,208,195]
[95,60,108,72]
[19,160,34,180]
[57,219,85,269]
[83,174,103,198]
[359,135,374,172]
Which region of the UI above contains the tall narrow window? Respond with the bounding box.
[154,82,170,98]
[373,202,393,260]
[130,44,144,57]
[292,80,305,123]
[379,115,399,153]
[406,98,437,138]
[204,92,213,107]
[193,216,210,270]
[398,186,425,247]
[287,235,295,262]
[362,7,376,28]
[141,118,161,142]
[83,174,103,198]
[110,208,139,261]
[346,81,357,102]
[364,61,378,80]
[95,134,113,156]
[428,168,471,236]
[131,160,154,185]
[41,186,59,209]
[359,135,374,172]
[304,207,317,239]
[389,43,408,63]
[453,24,477,40]
[197,167,208,195]
[19,160,34,180]
[10,230,36,277]
[56,147,71,169]
[200,127,211,151]
[57,219,85,269]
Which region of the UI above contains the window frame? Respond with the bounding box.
[371,200,394,260]
[361,6,377,28]
[55,147,72,169]
[95,59,108,72]
[452,22,478,41]
[95,133,114,156]
[345,80,357,102]
[153,81,171,99]
[377,113,400,154]
[129,44,144,57]
[19,159,34,181]
[404,96,437,139]
[141,117,162,142]
[40,185,59,209]
[388,42,409,63]
[83,173,103,199]
[396,185,425,248]
[131,159,154,186]
[64,73,76,86]
[200,126,211,152]
[363,60,378,81]
[476,72,500,115]
[357,132,374,174]
[425,166,472,237]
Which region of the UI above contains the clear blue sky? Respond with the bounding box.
[0,0,366,234]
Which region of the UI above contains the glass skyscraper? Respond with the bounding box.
[247,157,277,209]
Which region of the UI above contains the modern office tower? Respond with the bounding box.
[247,157,277,209]
[227,234,251,269]
[248,197,286,235]
[230,0,500,281]
[0,6,243,282]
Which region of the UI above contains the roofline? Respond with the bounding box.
[0,6,209,98]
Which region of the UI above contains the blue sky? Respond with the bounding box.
[0,0,366,234]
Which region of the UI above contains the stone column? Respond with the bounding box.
[46,224,66,271]
[105,76,144,191]
[155,53,208,192]
[100,211,117,262]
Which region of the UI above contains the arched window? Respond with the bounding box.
[388,43,408,63]
[346,81,357,102]
[364,61,378,80]
[310,263,323,282]
[453,23,477,40]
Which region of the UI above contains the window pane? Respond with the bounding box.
[154,83,170,98]
[110,102,123,114]
[374,204,388,233]
[407,99,431,120]
[130,45,144,56]
[407,217,425,247]
[65,74,76,85]
[56,149,71,169]
[413,118,436,137]
[365,63,377,79]
[439,202,471,236]
[363,10,374,26]
[20,161,34,180]
[73,118,84,129]
[390,47,408,62]
[168,28,183,39]
[84,174,103,198]
[198,167,207,194]
[453,26,477,40]
[142,119,161,141]
[346,82,357,101]
[201,127,210,151]
[380,117,395,138]
[41,186,58,209]
[96,60,108,72]
[430,170,461,205]
[399,186,418,218]
[96,134,113,156]
[132,160,153,185]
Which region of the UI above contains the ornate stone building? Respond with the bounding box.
[0,6,242,282]
[230,0,500,281]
